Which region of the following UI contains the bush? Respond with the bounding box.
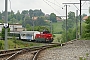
[0,42,2,49]
[53,34,56,37]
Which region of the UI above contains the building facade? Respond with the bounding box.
[0,23,24,32]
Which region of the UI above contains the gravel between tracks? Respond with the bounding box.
[13,51,35,60]
[38,40,90,60]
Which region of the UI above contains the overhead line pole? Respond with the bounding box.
[66,5,67,42]
[76,10,78,40]
[63,2,80,40]
[5,0,8,50]
[63,3,79,42]
[80,0,82,39]
[62,4,69,42]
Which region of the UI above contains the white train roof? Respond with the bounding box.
[20,31,40,34]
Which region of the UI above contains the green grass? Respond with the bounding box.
[0,39,44,50]
[52,22,63,33]
[53,34,62,43]
[0,34,62,50]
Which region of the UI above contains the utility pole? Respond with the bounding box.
[65,5,68,42]
[50,21,52,34]
[80,0,82,39]
[32,17,34,31]
[62,3,70,42]
[32,13,34,31]
[62,5,68,42]
[5,0,8,50]
[76,10,78,39]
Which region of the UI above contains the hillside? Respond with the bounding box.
[52,21,63,34]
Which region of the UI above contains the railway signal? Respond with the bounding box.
[3,23,9,28]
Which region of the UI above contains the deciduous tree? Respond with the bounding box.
[50,13,57,22]
[85,16,90,39]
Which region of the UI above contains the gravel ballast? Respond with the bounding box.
[38,40,90,60]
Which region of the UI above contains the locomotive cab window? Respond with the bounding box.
[43,31,50,34]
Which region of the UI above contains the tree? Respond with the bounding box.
[15,10,21,21]
[39,26,49,32]
[9,18,18,24]
[81,22,86,38]
[35,17,47,26]
[1,28,10,40]
[62,11,76,42]
[0,12,2,20]
[26,24,32,31]
[29,9,45,18]
[33,9,45,16]
[50,13,57,22]
[85,16,90,39]
[8,10,15,21]
[21,10,29,20]
[21,10,29,15]
[68,11,75,24]
[0,42,2,50]
[29,9,33,18]
[2,11,5,17]
[68,11,75,20]
[62,11,75,30]
[22,16,32,28]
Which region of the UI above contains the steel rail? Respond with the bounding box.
[0,42,73,60]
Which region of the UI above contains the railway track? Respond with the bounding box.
[0,48,26,60]
[0,43,63,60]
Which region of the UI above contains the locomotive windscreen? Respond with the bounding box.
[43,31,50,34]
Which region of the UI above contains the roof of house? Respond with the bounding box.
[0,23,22,25]
[83,16,88,20]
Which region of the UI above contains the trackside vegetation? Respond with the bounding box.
[0,9,90,50]
[0,39,44,50]
[84,16,90,39]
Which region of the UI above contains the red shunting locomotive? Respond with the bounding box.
[35,31,53,43]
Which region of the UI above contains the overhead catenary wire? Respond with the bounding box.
[54,0,61,6]
[43,0,61,15]
[81,1,86,7]
[73,4,80,11]
[45,0,61,8]
[43,0,66,19]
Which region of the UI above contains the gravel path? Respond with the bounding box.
[38,40,90,60]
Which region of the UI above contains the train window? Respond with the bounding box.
[46,31,50,33]
[43,31,50,34]
[22,34,25,36]
[26,34,32,36]
[27,34,30,36]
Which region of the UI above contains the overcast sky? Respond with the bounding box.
[0,0,90,16]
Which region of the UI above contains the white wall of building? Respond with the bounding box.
[0,24,23,32]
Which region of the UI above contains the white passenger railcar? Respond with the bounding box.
[20,31,40,41]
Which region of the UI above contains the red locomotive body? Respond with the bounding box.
[35,31,53,43]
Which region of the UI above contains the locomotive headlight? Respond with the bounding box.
[51,37,52,38]
[49,35,51,36]
[46,38,48,39]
